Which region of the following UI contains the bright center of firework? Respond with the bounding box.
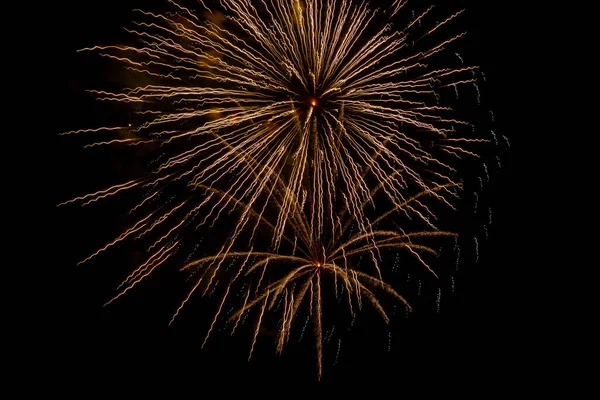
[315,262,321,268]
[308,97,318,107]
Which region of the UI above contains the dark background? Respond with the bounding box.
[46,0,546,394]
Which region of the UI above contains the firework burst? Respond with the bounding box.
[61,0,481,255]
[122,146,462,379]
[60,0,487,378]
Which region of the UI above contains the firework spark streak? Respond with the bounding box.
[61,0,487,379]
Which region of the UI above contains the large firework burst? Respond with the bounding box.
[61,0,481,254]
[61,0,487,378]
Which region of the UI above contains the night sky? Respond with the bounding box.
[48,0,539,394]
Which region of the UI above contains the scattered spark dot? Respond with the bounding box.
[334,339,342,365]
